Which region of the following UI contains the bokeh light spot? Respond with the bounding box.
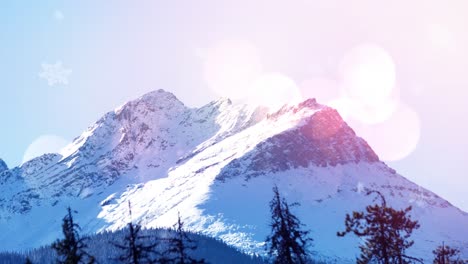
[22,135,69,164]
[349,104,421,162]
[248,73,302,111]
[349,86,400,125]
[202,39,263,100]
[339,43,397,108]
[327,97,357,121]
[300,77,339,104]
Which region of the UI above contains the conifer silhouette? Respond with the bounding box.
[337,190,422,264]
[113,201,160,264]
[52,207,94,264]
[432,242,463,264]
[160,212,205,264]
[265,185,312,264]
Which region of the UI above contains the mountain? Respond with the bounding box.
[0,89,466,262]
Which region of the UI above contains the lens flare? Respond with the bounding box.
[350,86,400,125]
[300,77,340,104]
[327,97,357,121]
[349,104,421,162]
[248,73,302,111]
[339,43,397,109]
[202,39,263,100]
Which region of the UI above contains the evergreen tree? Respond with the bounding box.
[337,190,422,264]
[25,257,33,264]
[265,185,312,264]
[160,212,205,264]
[432,242,463,264]
[113,201,160,264]
[52,207,95,264]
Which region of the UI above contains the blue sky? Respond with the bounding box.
[1,1,467,211]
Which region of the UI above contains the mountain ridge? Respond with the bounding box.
[0,89,466,262]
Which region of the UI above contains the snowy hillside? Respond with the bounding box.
[0,89,466,262]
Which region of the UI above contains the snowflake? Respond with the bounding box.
[38,61,72,86]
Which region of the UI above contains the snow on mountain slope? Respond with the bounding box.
[0,89,466,262]
[0,90,263,248]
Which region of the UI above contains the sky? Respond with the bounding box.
[1,1,467,211]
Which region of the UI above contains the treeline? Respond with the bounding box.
[0,204,266,264]
[1,187,466,264]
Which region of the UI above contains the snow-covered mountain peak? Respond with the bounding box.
[114,89,186,116]
[263,97,322,121]
[209,97,232,108]
[298,97,319,108]
[0,90,466,262]
[216,105,379,182]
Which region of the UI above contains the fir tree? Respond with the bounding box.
[265,185,312,264]
[432,242,463,264]
[113,201,160,264]
[25,257,33,264]
[52,207,94,264]
[160,212,205,264]
[337,190,422,264]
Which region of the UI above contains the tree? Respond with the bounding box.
[265,185,312,264]
[337,190,422,264]
[52,207,95,264]
[25,257,33,264]
[160,212,205,264]
[432,242,463,264]
[113,201,160,264]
